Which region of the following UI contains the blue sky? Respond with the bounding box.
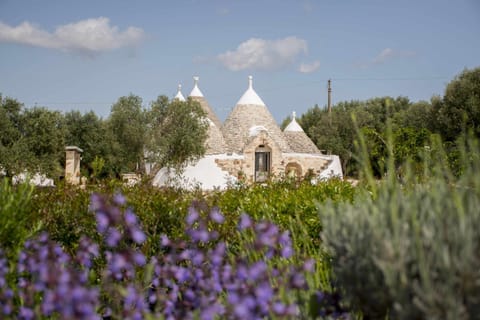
[1,0,479,122]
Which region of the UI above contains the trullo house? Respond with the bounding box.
[152,76,342,190]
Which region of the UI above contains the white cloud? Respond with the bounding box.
[0,17,145,56]
[217,36,308,71]
[372,48,394,64]
[356,48,416,68]
[298,60,320,73]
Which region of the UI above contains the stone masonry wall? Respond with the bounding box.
[213,130,330,183]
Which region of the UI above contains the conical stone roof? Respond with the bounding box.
[174,84,186,101]
[205,118,228,154]
[188,76,223,129]
[222,76,292,153]
[283,112,321,154]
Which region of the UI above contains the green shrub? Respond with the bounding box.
[209,178,355,247]
[0,179,39,259]
[319,137,480,319]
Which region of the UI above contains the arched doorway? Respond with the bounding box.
[285,162,302,178]
[255,145,271,182]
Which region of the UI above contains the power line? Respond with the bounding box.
[23,75,450,109]
[253,75,450,93]
[27,102,114,105]
[331,76,449,81]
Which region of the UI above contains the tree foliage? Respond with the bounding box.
[146,96,209,170]
[296,67,479,177]
[64,111,113,178]
[0,95,25,177]
[0,96,65,178]
[434,67,480,141]
[107,94,147,174]
[20,107,66,177]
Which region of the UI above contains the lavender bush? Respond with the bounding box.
[0,192,345,319]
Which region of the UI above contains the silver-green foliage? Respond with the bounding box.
[320,137,480,319]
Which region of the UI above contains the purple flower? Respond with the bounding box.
[106,227,122,247]
[107,252,127,274]
[281,245,293,259]
[255,283,274,302]
[186,206,199,226]
[19,307,34,320]
[200,303,225,320]
[238,213,252,230]
[95,212,109,233]
[120,285,147,320]
[189,229,210,243]
[272,301,287,315]
[113,193,127,206]
[249,261,267,280]
[160,234,170,247]
[76,236,99,268]
[174,267,190,282]
[133,252,146,266]
[125,209,138,225]
[211,243,225,266]
[303,258,315,272]
[209,207,225,224]
[130,227,146,244]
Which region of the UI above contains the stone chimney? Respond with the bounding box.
[65,146,83,185]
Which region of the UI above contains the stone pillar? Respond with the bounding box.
[65,146,83,185]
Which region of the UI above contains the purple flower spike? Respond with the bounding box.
[238,213,252,230]
[130,227,146,244]
[160,234,170,247]
[303,258,315,272]
[113,193,126,206]
[19,307,34,320]
[210,208,225,224]
[281,245,293,259]
[95,212,109,233]
[125,209,138,225]
[186,206,199,226]
[106,228,122,247]
[133,252,146,266]
[272,301,287,315]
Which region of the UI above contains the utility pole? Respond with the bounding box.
[327,79,332,114]
[327,79,332,125]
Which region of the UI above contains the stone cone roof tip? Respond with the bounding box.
[284,111,304,132]
[283,111,321,154]
[174,84,186,101]
[189,76,204,97]
[223,76,292,153]
[236,75,265,106]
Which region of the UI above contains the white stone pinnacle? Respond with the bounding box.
[175,84,186,101]
[284,111,304,132]
[236,75,265,106]
[189,76,204,97]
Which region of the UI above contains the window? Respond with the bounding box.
[255,146,271,182]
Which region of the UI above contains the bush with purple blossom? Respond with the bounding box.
[0,191,348,319]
